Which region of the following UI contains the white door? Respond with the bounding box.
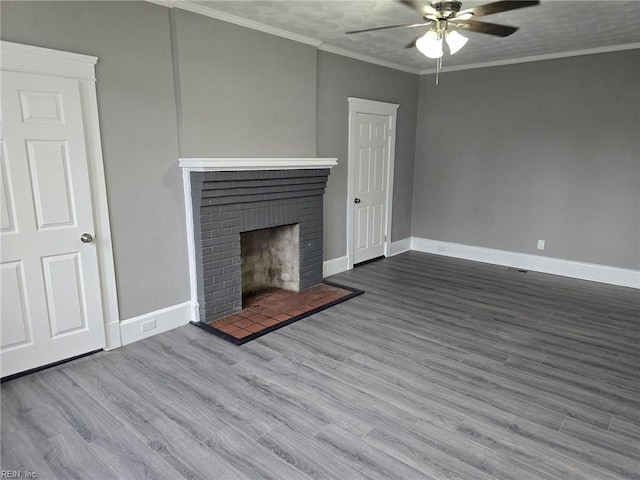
[1,70,106,377]
[352,112,390,264]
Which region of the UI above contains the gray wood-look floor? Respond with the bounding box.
[2,251,639,480]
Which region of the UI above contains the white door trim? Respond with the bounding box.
[1,41,121,350]
[347,97,399,270]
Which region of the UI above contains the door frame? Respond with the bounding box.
[1,41,121,350]
[346,97,399,270]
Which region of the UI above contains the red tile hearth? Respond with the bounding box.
[204,283,361,344]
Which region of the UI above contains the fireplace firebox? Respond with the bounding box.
[240,224,300,298]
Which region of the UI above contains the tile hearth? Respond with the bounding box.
[204,283,361,345]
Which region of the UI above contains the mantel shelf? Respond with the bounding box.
[179,158,337,171]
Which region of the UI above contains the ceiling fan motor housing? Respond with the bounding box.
[429,1,463,19]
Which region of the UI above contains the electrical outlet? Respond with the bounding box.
[141,319,157,333]
[537,240,545,250]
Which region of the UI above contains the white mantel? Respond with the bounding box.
[179,157,337,323]
[179,157,337,171]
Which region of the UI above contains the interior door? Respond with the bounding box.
[353,112,389,264]
[1,70,105,377]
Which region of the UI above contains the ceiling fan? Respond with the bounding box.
[346,1,540,60]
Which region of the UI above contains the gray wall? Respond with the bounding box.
[172,10,317,157]
[1,1,190,318]
[413,50,640,270]
[317,51,419,261]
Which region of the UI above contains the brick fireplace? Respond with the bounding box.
[180,158,337,324]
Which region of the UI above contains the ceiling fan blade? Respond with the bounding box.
[451,19,518,37]
[400,1,438,17]
[346,22,429,34]
[457,1,539,19]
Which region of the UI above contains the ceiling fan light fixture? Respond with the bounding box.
[445,30,468,54]
[416,30,443,59]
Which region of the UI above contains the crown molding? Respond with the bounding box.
[418,43,640,75]
[318,44,420,75]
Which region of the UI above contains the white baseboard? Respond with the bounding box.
[410,237,640,289]
[390,237,411,256]
[323,255,349,277]
[119,300,195,346]
[323,239,411,277]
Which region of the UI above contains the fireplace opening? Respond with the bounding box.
[240,224,300,305]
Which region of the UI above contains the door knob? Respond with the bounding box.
[80,233,94,244]
[354,198,361,204]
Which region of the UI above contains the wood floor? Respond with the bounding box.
[2,251,639,480]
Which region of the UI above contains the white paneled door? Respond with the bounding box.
[352,112,390,264]
[1,70,106,377]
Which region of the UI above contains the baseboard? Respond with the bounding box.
[390,237,411,256]
[410,237,640,289]
[324,240,410,276]
[323,255,349,277]
[119,300,195,346]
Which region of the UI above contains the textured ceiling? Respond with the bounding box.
[188,0,640,72]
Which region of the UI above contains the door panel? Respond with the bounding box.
[1,70,105,377]
[372,149,384,192]
[371,204,384,247]
[0,261,32,349]
[356,206,369,250]
[27,140,76,229]
[353,113,389,264]
[357,148,370,193]
[19,90,65,124]
[0,141,17,233]
[42,253,87,337]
